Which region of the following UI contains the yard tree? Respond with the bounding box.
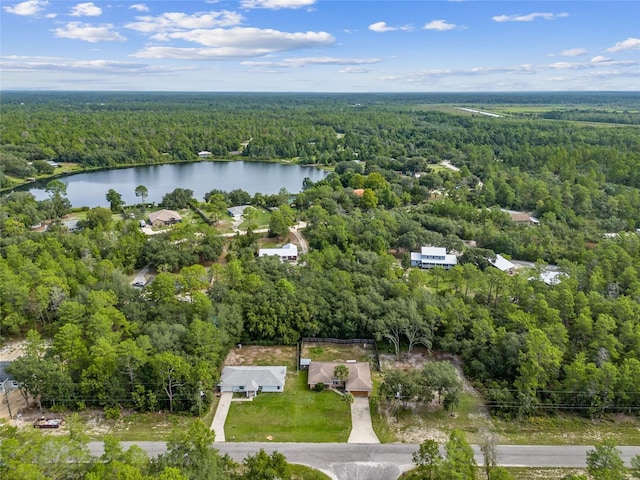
[152,421,231,480]
[268,209,291,238]
[106,188,125,212]
[423,361,463,411]
[153,351,191,413]
[161,188,193,210]
[45,179,71,218]
[586,440,626,480]
[242,449,290,480]
[412,439,442,479]
[333,364,349,388]
[381,368,431,409]
[440,430,477,480]
[134,185,148,205]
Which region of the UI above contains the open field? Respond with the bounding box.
[225,372,351,442]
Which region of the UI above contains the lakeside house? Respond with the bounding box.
[218,366,287,398]
[410,246,458,270]
[259,243,298,262]
[148,209,182,227]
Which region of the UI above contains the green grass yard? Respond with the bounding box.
[225,371,351,442]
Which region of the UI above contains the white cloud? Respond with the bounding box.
[242,56,381,68]
[0,56,186,75]
[339,67,373,74]
[240,0,316,9]
[591,56,611,64]
[606,37,640,52]
[133,28,334,59]
[368,21,412,33]
[53,22,127,43]
[492,12,569,22]
[3,0,48,16]
[69,2,102,17]
[126,11,243,33]
[553,48,587,57]
[129,4,149,13]
[423,20,458,31]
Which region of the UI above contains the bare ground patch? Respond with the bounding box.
[301,342,375,364]
[224,345,297,369]
[0,339,28,361]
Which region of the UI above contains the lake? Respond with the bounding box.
[24,161,328,208]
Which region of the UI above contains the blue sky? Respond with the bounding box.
[1,0,638,91]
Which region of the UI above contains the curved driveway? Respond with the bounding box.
[88,442,640,480]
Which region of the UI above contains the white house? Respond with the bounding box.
[218,366,287,397]
[489,254,516,273]
[259,243,298,261]
[198,151,212,158]
[410,246,457,270]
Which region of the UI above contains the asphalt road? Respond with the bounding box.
[87,442,640,480]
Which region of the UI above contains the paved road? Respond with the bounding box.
[87,442,640,480]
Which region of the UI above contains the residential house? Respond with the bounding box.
[218,366,287,397]
[259,243,298,262]
[410,246,458,270]
[148,209,182,227]
[307,361,372,397]
[489,254,516,274]
[227,205,252,218]
[198,151,212,158]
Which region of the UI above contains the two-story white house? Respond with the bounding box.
[410,246,458,270]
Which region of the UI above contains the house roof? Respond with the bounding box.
[490,254,515,272]
[218,366,287,390]
[352,189,365,197]
[509,212,531,223]
[148,209,182,224]
[259,243,298,258]
[421,246,447,257]
[307,361,372,392]
[227,205,252,218]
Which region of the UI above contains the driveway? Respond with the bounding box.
[347,397,379,444]
[211,392,232,442]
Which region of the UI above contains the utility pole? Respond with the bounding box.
[1,380,13,419]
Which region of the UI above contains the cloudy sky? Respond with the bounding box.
[1,0,638,91]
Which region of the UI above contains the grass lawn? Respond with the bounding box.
[225,371,351,442]
[240,207,271,229]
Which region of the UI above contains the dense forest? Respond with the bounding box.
[1,92,639,421]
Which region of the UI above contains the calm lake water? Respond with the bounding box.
[25,161,327,208]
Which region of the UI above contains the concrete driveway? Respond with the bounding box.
[347,397,379,444]
[211,392,232,442]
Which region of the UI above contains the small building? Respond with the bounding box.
[299,358,311,370]
[307,361,372,397]
[410,246,458,270]
[148,209,182,227]
[227,205,252,218]
[259,243,298,262]
[489,254,516,273]
[218,366,287,397]
[62,219,82,232]
[352,189,365,198]
[198,151,212,158]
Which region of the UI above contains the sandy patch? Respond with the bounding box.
[223,345,297,368]
[0,340,27,361]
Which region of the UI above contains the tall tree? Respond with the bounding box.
[106,189,124,212]
[135,185,148,205]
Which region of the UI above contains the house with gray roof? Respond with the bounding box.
[218,366,287,397]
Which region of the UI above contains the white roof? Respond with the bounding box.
[259,243,298,258]
[540,271,564,285]
[410,252,422,261]
[490,254,515,272]
[218,366,287,389]
[421,246,447,257]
